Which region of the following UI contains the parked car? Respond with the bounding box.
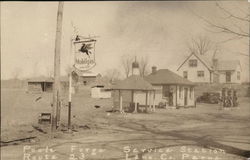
[196,92,221,104]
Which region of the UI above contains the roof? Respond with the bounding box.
[112,75,154,90]
[27,76,68,82]
[217,60,241,71]
[177,52,241,72]
[91,77,111,89]
[177,52,213,71]
[73,70,99,77]
[195,53,213,70]
[145,69,195,86]
[27,76,53,82]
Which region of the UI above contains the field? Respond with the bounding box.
[1,86,250,160]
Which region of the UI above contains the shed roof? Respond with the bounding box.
[145,69,195,86]
[73,70,99,77]
[91,77,111,89]
[112,75,154,90]
[27,76,54,82]
[27,76,68,83]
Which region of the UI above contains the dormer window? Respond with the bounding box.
[189,59,197,67]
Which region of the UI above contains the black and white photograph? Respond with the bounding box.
[1,1,250,160]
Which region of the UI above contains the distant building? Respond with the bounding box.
[72,70,101,86]
[145,67,196,107]
[27,76,68,93]
[177,52,242,84]
[91,78,112,99]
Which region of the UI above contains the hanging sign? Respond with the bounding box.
[73,37,96,71]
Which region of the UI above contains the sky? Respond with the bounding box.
[1,1,249,81]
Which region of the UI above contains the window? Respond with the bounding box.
[183,71,188,79]
[197,71,204,77]
[179,86,183,99]
[189,59,197,67]
[237,71,240,80]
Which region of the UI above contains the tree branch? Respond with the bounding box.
[215,2,250,23]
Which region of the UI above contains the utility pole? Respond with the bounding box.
[249,5,250,84]
[68,37,74,131]
[52,2,64,133]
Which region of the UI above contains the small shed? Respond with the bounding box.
[112,75,155,113]
[73,70,101,86]
[27,77,54,93]
[27,76,69,93]
[91,78,112,98]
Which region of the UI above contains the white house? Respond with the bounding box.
[177,52,242,84]
[145,67,196,108]
[215,60,242,84]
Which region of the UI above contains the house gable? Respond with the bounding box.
[177,54,213,83]
[177,53,213,71]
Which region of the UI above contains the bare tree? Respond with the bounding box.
[194,2,249,43]
[211,3,249,38]
[193,1,249,85]
[103,69,121,83]
[121,54,133,78]
[187,35,213,55]
[139,56,149,77]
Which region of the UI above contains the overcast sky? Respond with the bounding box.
[1,1,249,81]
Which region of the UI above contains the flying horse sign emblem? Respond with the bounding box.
[73,37,97,71]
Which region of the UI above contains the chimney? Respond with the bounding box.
[132,60,140,75]
[152,66,157,74]
[212,59,218,70]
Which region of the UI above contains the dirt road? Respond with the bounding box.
[1,89,250,160]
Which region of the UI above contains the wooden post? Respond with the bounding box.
[52,2,64,132]
[68,71,72,130]
[133,90,138,113]
[119,90,123,112]
[131,90,134,103]
[176,85,178,107]
[43,82,46,92]
[145,91,148,113]
[68,35,74,130]
[249,5,250,84]
[134,101,138,113]
[153,91,155,112]
[149,91,152,111]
